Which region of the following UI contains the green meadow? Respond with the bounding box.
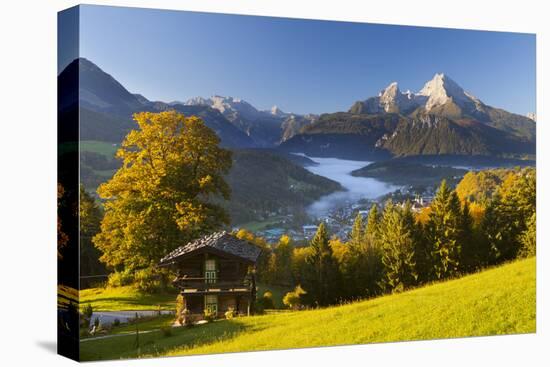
[80,257,535,361]
[80,140,119,157]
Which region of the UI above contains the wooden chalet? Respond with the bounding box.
[158,231,261,319]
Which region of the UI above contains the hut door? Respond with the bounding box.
[204,259,217,284]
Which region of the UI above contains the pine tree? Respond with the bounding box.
[378,201,418,293]
[365,204,380,239]
[304,223,340,306]
[336,212,383,300]
[339,213,364,298]
[458,200,479,272]
[339,214,371,299]
[482,192,508,264]
[360,234,385,298]
[427,180,463,279]
[412,215,431,284]
[482,167,536,263]
[349,213,364,249]
[360,204,385,297]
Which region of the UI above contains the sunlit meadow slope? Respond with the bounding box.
[80,258,535,361]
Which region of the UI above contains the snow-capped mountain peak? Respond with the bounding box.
[350,73,489,116]
[184,95,295,123]
[184,96,210,106]
[418,73,475,110]
[375,81,418,113]
[184,95,259,117]
[269,105,286,117]
[378,82,399,97]
[379,82,400,103]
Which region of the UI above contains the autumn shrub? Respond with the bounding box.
[283,285,307,310]
[204,309,216,322]
[225,307,237,319]
[107,269,134,287]
[134,268,162,293]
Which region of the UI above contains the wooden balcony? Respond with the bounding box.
[173,277,253,294]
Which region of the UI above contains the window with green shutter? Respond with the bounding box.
[204,259,217,284]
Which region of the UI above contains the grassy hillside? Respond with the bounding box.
[225,149,342,224]
[80,140,119,157]
[280,111,535,160]
[381,116,534,157]
[279,113,399,160]
[80,257,535,361]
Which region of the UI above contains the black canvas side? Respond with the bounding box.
[57,5,80,362]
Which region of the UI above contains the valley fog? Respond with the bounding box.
[297,155,399,217]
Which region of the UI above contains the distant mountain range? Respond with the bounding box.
[61,58,536,161]
[182,95,318,146]
[349,73,535,141]
[68,58,317,147]
[281,74,536,160]
[72,58,254,147]
[181,96,282,146]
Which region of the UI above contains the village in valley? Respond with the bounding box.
[251,187,436,244]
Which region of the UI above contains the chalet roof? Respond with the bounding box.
[158,231,262,266]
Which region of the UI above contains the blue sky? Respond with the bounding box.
[73,5,536,115]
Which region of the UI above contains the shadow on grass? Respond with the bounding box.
[80,318,251,361]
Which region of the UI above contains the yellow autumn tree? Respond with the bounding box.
[93,111,232,271]
[455,169,509,204]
